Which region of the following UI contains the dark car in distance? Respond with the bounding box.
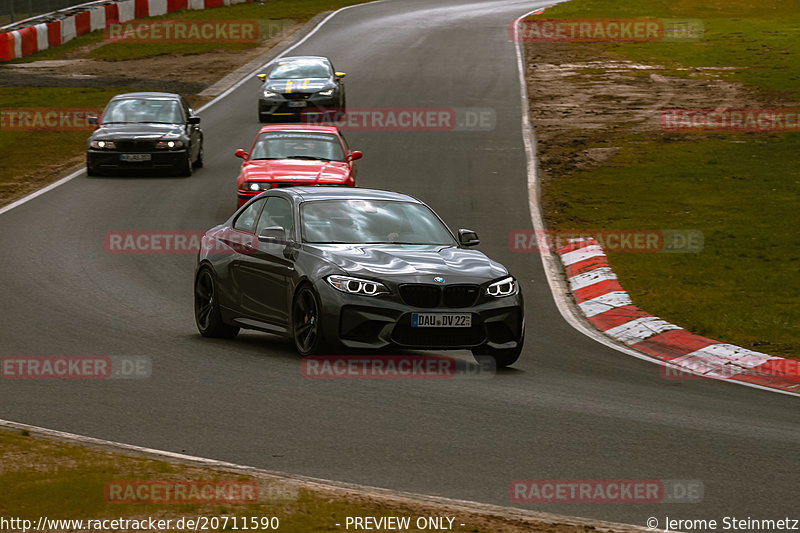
[86,92,204,176]
[193,187,525,366]
[256,56,346,123]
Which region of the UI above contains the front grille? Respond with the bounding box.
[399,284,480,308]
[443,285,479,308]
[115,140,156,152]
[283,92,312,100]
[391,314,485,347]
[399,284,440,308]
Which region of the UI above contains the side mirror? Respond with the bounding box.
[88,114,98,125]
[258,226,286,244]
[458,229,480,247]
[347,150,363,162]
[188,116,201,125]
[335,72,346,80]
[256,73,266,82]
[235,149,248,159]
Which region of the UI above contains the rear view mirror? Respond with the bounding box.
[188,116,201,125]
[88,114,98,125]
[458,229,480,247]
[256,73,267,82]
[235,149,248,159]
[259,226,286,244]
[348,150,363,161]
[335,72,346,80]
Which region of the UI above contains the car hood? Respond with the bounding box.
[91,123,186,140]
[264,78,333,93]
[241,160,350,184]
[305,244,509,283]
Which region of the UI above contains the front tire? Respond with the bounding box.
[192,142,204,168]
[194,268,239,339]
[292,285,327,356]
[179,153,193,176]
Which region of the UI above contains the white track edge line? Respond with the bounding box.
[512,8,800,399]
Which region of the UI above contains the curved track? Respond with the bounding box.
[2,0,799,527]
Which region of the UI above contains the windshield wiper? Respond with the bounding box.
[285,156,330,161]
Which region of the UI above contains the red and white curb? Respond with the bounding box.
[0,0,255,61]
[556,237,800,392]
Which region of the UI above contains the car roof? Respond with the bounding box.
[277,187,421,203]
[274,55,331,64]
[110,92,181,101]
[257,124,340,135]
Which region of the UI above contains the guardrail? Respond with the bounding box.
[0,0,253,61]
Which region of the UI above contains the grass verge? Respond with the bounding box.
[527,0,800,357]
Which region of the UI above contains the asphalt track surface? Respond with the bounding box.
[2,0,799,528]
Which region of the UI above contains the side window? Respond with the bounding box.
[255,197,294,238]
[338,130,350,152]
[233,198,266,233]
[181,97,192,122]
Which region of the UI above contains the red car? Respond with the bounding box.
[235,124,362,207]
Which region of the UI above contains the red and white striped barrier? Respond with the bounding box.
[557,237,800,393]
[0,0,254,61]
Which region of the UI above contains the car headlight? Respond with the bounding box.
[317,89,335,96]
[242,181,271,192]
[262,89,279,98]
[327,275,388,296]
[90,140,116,149]
[155,140,184,149]
[486,276,518,297]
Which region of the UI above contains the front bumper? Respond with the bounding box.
[87,150,187,173]
[258,95,340,121]
[315,280,524,352]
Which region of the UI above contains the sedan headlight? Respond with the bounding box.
[486,276,518,297]
[155,140,184,149]
[242,181,272,192]
[262,89,279,98]
[90,140,116,149]
[327,275,388,296]
[317,89,335,96]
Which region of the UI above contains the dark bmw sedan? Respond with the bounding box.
[256,56,346,123]
[194,187,524,366]
[86,92,203,176]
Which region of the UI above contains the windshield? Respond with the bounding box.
[301,200,458,245]
[250,132,346,162]
[268,60,331,80]
[102,98,183,124]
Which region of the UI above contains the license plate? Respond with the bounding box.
[288,100,307,108]
[412,313,472,328]
[120,153,151,162]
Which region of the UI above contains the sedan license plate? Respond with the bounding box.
[120,153,151,162]
[412,313,472,328]
[288,100,307,108]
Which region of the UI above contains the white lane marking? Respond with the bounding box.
[604,316,682,345]
[568,266,617,292]
[670,344,781,379]
[0,168,84,217]
[560,244,605,266]
[578,291,633,318]
[513,7,800,397]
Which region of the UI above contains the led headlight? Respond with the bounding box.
[317,89,335,96]
[327,275,388,296]
[155,140,184,149]
[262,89,279,98]
[486,276,518,297]
[90,140,116,149]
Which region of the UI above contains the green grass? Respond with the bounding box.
[9,0,369,63]
[527,0,800,99]
[0,429,524,533]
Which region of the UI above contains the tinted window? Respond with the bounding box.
[249,132,345,162]
[269,60,331,79]
[255,197,294,238]
[233,198,266,232]
[301,200,457,245]
[103,98,183,124]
